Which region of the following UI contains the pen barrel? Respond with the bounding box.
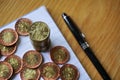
[62,13,111,80]
[84,47,111,80]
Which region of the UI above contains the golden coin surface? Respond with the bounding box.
[29,21,50,41]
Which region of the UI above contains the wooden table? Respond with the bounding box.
[0,0,120,79]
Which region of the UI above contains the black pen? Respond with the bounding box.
[62,13,111,80]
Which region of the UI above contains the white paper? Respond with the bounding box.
[0,6,91,80]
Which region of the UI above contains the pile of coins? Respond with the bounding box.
[0,18,79,80]
[21,50,42,80]
[29,21,50,51]
[15,18,50,51]
[40,46,80,80]
[0,28,18,56]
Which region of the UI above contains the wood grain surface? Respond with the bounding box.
[0,0,120,80]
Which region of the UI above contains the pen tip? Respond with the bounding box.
[62,13,66,16]
[62,13,67,18]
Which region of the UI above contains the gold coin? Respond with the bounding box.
[50,46,70,64]
[23,50,43,68]
[4,55,23,74]
[0,28,18,46]
[15,18,32,36]
[60,64,80,80]
[20,67,40,80]
[29,21,50,41]
[0,44,16,56]
[0,61,13,80]
[40,62,60,80]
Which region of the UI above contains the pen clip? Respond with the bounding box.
[81,42,89,50]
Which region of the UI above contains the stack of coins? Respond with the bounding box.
[29,21,50,51]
